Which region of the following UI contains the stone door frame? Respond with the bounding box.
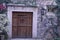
[7,5,38,38]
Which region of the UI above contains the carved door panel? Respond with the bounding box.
[12,12,32,38]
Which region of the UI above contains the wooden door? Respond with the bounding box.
[12,12,32,38]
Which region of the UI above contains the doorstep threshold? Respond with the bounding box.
[11,38,41,40]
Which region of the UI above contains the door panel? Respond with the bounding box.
[26,26,32,38]
[12,17,18,38]
[17,27,27,38]
[12,12,32,38]
[12,26,17,38]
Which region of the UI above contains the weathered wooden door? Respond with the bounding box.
[12,12,32,38]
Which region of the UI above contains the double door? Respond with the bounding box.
[12,12,32,38]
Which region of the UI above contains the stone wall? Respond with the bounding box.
[0,0,59,40]
[7,0,59,40]
[37,0,58,40]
